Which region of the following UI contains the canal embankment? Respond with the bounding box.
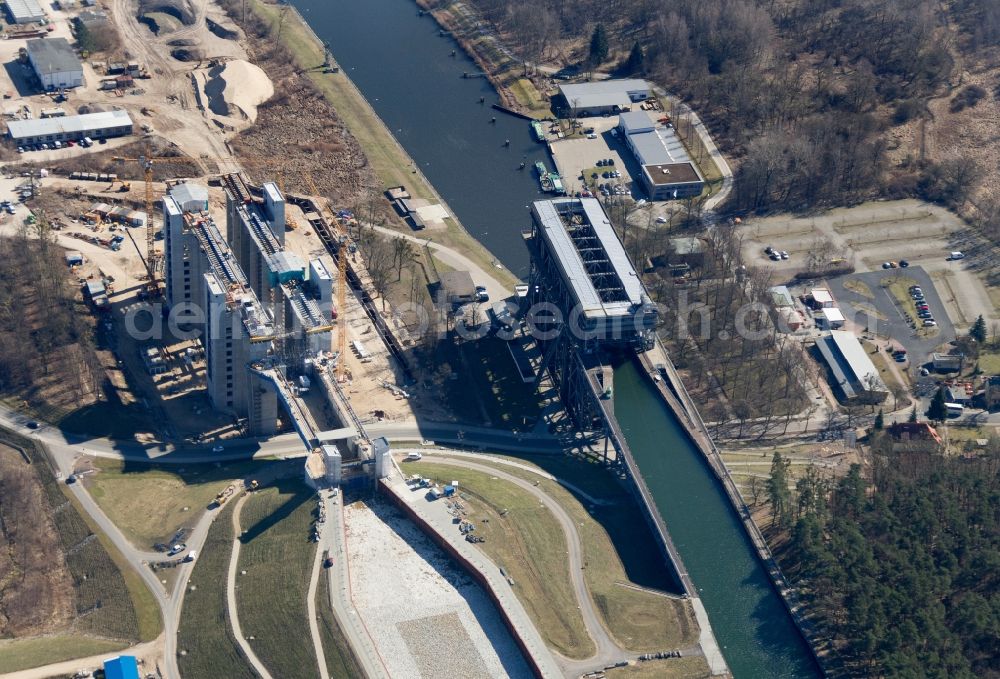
[235,0,522,287]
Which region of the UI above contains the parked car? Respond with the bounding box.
[923,319,938,327]
[882,262,891,269]
[899,260,909,267]
[769,252,781,261]
[948,251,965,260]
[65,475,76,484]
[780,251,789,260]
[656,216,668,224]
[167,543,186,556]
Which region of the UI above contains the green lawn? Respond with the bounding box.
[449,452,698,651]
[402,461,594,659]
[0,635,128,673]
[606,656,712,679]
[315,560,364,678]
[236,481,318,679]
[84,457,261,549]
[176,501,257,679]
[976,350,1000,374]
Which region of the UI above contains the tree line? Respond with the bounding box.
[0,224,103,403]
[770,440,1000,677]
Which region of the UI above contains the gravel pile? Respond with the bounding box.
[344,500,531,678]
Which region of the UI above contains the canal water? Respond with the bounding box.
[614,360,820,678]
[292,0,821,675]
[292,0,553,277]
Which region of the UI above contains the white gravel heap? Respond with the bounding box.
[344,500,532,679]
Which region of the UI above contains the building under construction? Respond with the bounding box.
[161,177,335,435]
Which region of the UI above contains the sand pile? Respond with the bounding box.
[215,60,273,123]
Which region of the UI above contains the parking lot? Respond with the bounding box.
[548,126,636,196]
[830,267,956,362]
[744,199,997,332]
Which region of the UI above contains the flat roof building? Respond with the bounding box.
[26,38,83,91]
[439,270,476,304]
[617,111,704,201]
[815,330,888,403]
[528,198,657,348]
[7,110,132,144]
[818,307,845,329]
[557,79,651,117]
[5,0,45,24]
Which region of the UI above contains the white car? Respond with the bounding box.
[586,133,597,139]
[923,319,937,327]
[780,251,789,260]
[655,216,667,224]
[949,251,965,260]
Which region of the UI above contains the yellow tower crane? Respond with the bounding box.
[112,153,176,298]
[303,171,349,380]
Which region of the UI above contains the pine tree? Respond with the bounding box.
[926,386,948,421]
[908,406,918,423]
[767,452,792,528]
[970,314,987,343]
[624,41,644,74]
[589,24,609,66]
[874,409,884,430]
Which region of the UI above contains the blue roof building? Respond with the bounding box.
[103,655,140,679]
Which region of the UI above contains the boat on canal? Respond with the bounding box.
[531,120,545,142]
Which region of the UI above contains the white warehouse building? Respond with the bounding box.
[618,111,704,201]
[7,110,133,145]
[5,0,45,24]
[26,38,83,91]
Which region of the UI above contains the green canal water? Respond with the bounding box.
[614,359,820,678]
[291,0,823,674]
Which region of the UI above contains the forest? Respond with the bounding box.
[770,440,1000,678]
[466,0,1000,218]
[0,224,103,404]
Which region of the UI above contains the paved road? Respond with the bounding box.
[370,223,515,303]
[226,494,274,679]
[323,495,392,679]
[306,502,330,679]
[405,453,642,675]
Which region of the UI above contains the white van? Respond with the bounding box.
[949,251,965,260]
[81,137,93,148]
[184,550,197,562]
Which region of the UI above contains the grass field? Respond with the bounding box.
[315,560,364,678]
[176,501,257,679]
[402,461,594,659]
[843,278,874,299]
[0,635,128,673]
[245,0,518,291]
[84,457,260,548]
[236,480,318,679]
[606,656,712,679]
[444,452,698,651]
[507,78,551,118]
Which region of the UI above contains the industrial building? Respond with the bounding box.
[162,176,335,434]
[26,38,83,90]
[815,330,888,403]
[556,79,651,117]
[617,112,704,201]
[6,110,132,145]
[527,198,658,349]
[4,0,45,24]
